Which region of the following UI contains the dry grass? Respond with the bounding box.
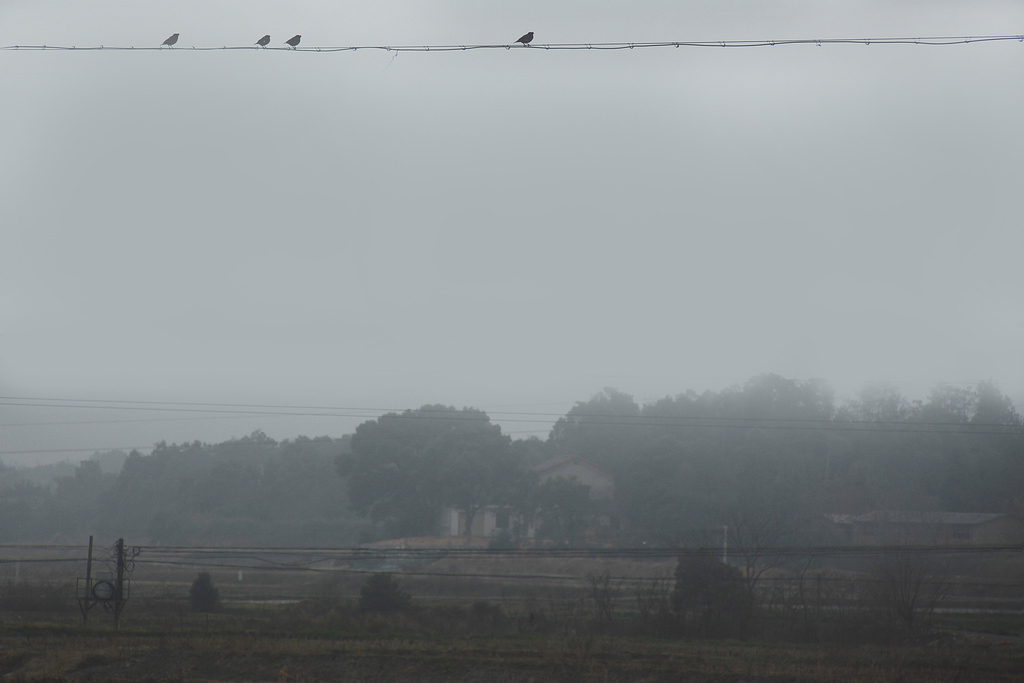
[1,550,1020,680]
[0,622,1020,682]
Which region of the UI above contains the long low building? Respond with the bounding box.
[827,511,1024,546]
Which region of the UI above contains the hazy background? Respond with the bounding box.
[2,1,1023,464]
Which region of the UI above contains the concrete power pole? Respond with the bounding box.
[81,535,94,627]
[113,538,126,629]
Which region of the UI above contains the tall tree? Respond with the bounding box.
[547,388,642,470]
[338,405,520,538]
[532,477,594,546]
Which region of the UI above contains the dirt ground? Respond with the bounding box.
[1,627,1022,683]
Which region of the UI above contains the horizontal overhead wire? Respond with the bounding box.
[1,544,1021,587]
[2,34,1023,53]
[1,393,1021,456]
[2,396,1021,432]
[3,543,1020,557]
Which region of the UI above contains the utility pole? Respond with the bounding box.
[113,538,126,629]
[78,536,136,630]
[80,535,94,627]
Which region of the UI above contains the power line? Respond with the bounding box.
[2,34,1023,53]
[2,396,1021,432]
[0,414,280,429]
[5,542,1021,557]
[2,545,1022,588]
[125,558,1024,590]
[0,446,153,456]
[1,400,1021,456]
[11,543,1013,558]
[3,417,1017,457]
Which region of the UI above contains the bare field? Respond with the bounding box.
[0,623,1022,683]
[1,545,1021,682]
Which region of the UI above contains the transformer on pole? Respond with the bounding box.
[78,536,139,629]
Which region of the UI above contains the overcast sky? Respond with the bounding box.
[2,1,1023,464]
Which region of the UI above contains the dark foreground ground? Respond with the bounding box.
[1,626,1022,683]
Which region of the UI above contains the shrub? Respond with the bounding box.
[672,554,750,638]
[189,572,220,612]
[487,529,516,550]
[358,573,411,612]
[868,550,947,637]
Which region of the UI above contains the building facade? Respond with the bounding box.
[440,455,616,539]
[828,511,1024,546]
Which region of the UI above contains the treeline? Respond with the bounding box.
[0,432,374,546]
[338,375,1024,547]
[0,374,1021,546]
[545,375,1023,545]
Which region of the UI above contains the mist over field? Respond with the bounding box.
[1,4,1023,670]
[1,374,1022,673]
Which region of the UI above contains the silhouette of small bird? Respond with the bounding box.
[162,33,179,47]
[255,35,271,47]
[516,31,534,46]
[285,34,301,48]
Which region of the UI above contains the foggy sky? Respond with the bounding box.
[2,1,1023,463]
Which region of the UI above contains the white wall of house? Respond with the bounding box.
[440,506,511,537]
[437,457,615,539]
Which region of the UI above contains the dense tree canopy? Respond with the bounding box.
[546,375,1022,543]
[0,376,1020,546]
[338,405,526,538]
[0,432,365,546]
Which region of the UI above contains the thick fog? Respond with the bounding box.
[2,1,1023,462]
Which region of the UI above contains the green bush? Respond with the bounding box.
[358,573,411,612]
[189,572,220,612]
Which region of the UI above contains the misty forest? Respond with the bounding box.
[2,378,1023,680]
[3,374,1020,547]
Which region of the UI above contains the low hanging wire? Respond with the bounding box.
[3,34,1024,52]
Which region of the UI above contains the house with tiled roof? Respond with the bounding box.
[531,455,616,500]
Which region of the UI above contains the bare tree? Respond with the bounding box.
[587,570,619,626]
[633,574,672,631]
[869,547,948,634]
[728,503,796,608]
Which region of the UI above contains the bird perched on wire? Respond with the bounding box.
[285,35,301,48]
[162,33,179,47]
[255,35,271,47]
[516,31,534,46]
